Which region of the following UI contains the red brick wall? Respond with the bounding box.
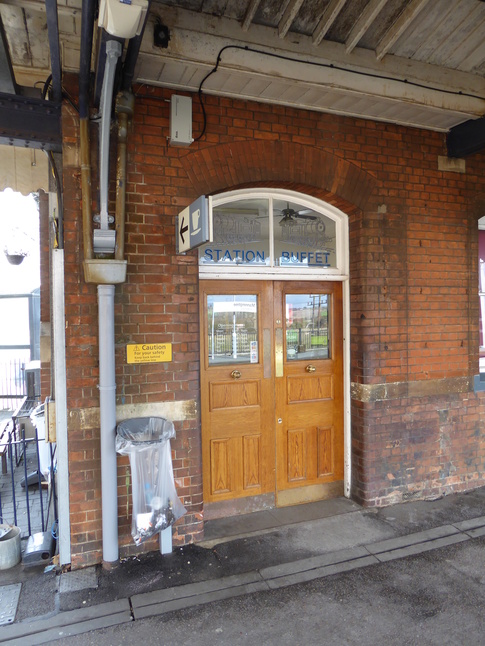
[61,83,485,566]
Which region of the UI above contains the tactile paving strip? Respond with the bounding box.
[59,566,98,594]
[0,583,21,625]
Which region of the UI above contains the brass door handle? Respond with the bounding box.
[305,364,316,373]
[231,370,242,379]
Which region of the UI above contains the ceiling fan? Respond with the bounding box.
[276,203,318,226]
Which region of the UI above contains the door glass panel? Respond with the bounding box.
[274,199,337,268]
[285,294,330,361]
[199,199,270,266]
[207,295,258,365]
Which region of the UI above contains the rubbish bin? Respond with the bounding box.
[30,403,53,480]
[116,417,186,546]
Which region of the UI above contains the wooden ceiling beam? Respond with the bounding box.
[312,0,347,47]
[0,16,17,94]
[278,0,304,39]
[376,0,431,61]
[345,0,388,54]
[242,0,261,32]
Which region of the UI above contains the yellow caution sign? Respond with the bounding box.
[127,343,172,364]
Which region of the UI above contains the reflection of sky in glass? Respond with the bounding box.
[0,190,40,294]
[286,294,328,308]
[199,199,269,265]
[0,298,30,344]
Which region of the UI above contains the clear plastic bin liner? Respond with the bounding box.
[116,417,186,546]
[30,403,54,480]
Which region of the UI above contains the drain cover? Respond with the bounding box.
[59,566,98,594]
[0,583,21,625]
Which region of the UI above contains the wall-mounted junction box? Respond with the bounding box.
[98,0,148,39]
[169,95,193,147]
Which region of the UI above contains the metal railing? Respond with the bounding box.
[0,422,57,538]
[208,329,328,358]
[0,353,28,411]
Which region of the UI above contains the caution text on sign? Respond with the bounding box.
[126,343,173,364]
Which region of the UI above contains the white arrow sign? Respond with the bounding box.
[176,196,211,253]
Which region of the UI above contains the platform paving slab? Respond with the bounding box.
[59,566,97,594]
[452,515,485,531]
[0,598,131,644]
[365,523,461,554]
[374,532,470,563]
[133,579,269,620]
[0,584,21,626]
[259,546,371,580]
[265,555,380,590]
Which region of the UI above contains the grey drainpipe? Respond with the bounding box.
[97,39,122,567]
[98,284,118,565]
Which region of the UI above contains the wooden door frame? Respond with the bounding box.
[198,188,351,501]
[198,277,351,504]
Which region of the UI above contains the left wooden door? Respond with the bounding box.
[199,280,275,503]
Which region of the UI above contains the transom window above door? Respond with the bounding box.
[198,190,348,279]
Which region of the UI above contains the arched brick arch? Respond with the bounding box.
[180,140,378,211]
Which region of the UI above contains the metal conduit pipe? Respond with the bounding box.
[114,91,134,261]
[120,0,152,93]
[79,0,96,261]
[97,40,122,243]
[80,120,94,260]
[114,110,127,260]
[98,284,118,566]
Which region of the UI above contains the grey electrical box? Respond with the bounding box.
[169,95,193,147]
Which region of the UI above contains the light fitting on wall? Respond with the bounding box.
[154,21,170,48]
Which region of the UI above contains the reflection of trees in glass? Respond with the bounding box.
[286,295,329,357]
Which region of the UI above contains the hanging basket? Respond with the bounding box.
[5,253,26,265]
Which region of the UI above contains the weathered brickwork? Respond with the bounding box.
[60,82,485,567]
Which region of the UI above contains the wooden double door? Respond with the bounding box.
[200,280,344,508]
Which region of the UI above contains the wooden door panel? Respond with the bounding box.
[210,439,234,495]
[210,380,260,410]
[317,426,334,477]
[243,435,262,489]
[287,428,307,481]
[287,374,334,402]
[286,407,334,427]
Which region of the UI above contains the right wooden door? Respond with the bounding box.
[274,281,344,506]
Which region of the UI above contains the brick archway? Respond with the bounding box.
[180,140,378,211]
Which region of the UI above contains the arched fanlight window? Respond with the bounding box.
[198,189,348,279]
